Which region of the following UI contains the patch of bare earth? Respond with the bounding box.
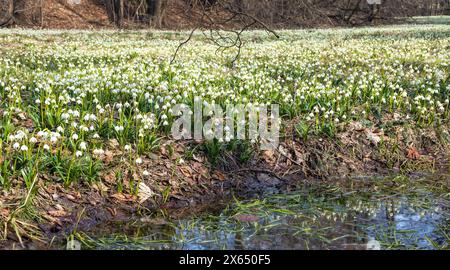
[0,118,448,249]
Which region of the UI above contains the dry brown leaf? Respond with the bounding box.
[41,214,57,223]
[103,150,115,164]
[406,147,421,160]
[179,166,192,178]
[103,172,116,184]
[110,193,136,202]
[138,182,154,204]
[366,130,382,145]
[65,194,77,202]
[106,207,117,217]
[155,171,167,177]
[160,146,167,156]
[64,191,81,202]
[92,182,109,192]
[48,210,67,217]
[110,193,126,201]
[23,119,34,128]
[213,171,226,181]
[108,139,120,149]
[0,208,10,218]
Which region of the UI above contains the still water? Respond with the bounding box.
[72,175,449,250]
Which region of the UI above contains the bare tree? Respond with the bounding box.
[147,0,169,27]
[105,0,124,26]
[1,0,449,28]
[170,0,280,65]
[0,0,15,27]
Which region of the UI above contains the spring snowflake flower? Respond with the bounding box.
[43,144,50,151]
[114,126,124,132]
[79,142,87,150]
[20,145,28,151]
[50,136,58,143]
[75,151,83,158]
[13,142,20,149]
[135,158,143,165]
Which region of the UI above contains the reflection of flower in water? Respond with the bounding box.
[365,197,446,249]
[366,238,381,250]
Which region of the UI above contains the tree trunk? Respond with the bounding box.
[105,0,116,23]
[105,0,124,27]
[147,0,157,16]
[115,0,124,27]
[147,0,167,28]
[0,0,15,27]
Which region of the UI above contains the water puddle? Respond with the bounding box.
[71,175,449,250]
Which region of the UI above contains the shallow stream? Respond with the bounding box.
[70,175,449,250]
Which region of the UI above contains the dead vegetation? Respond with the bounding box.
[1,0,449,29]
[1,118,448,249]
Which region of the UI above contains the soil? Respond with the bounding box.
[5,0,403,30]
[7,0,231,29]
[0,117,448,249]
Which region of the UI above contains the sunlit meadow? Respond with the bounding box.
[0,24,449,191]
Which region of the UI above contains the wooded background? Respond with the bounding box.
[1,0,450,29]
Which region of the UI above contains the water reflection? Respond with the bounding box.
[77,177,449,250]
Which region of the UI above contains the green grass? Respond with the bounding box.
[67,175,450,250]
[0,24,448,191]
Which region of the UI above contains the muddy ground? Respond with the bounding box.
[0,117,449,249]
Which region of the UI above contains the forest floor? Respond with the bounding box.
[0,21,449,249]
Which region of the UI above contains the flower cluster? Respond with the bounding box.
[0,25,448,188]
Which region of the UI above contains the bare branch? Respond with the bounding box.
[169,0,280,66]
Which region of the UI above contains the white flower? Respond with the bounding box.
[114,125,124,132]
[135,158,143,165]
[61,113,70,120]
[30,137,37,143]
[79,142,87,150]
[143,170,150,176]
[43,144,50,151]
[72,133,79,140]
[75,151,83,158]
[20,145,28,151]
[13,142,20,149]
[124,145,131,151]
